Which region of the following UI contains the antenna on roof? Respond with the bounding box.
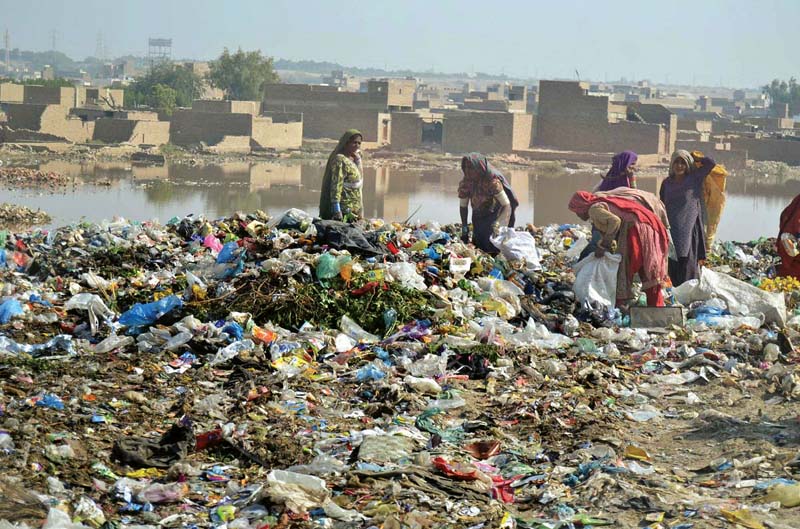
[575,69,580,81]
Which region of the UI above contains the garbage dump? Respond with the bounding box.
[0,212,798,529]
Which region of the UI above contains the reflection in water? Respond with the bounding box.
[0,160,793,241]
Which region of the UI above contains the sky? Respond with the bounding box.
[1,0,797,88]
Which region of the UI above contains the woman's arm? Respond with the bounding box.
[492,189,511,230]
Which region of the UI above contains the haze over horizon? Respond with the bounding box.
[1,0,796,89]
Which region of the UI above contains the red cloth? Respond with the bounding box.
[623,225,664,307]
[569,190,669,287]
[778,194,800,279]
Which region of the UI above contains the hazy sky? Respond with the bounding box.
[2,0,796,88]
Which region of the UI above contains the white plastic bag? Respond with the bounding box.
[387,262,426,291]
[490,227,541,272]
[674,267,786,326]
[64,293,116,335]
[266,469,330,513]
[572,253,622,309]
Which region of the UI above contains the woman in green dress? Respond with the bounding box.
[319,129,364,221]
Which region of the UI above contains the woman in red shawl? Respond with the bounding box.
[778,194,800,279]
[568,189,669,307]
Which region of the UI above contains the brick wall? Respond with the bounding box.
[263,83,388,110]
[170,110,252,146]
[675,140,748,170]
[192,99,261,115]
[535,80,610,151]
[728,137,800,165]
[93,119,170,145]
[0,83,24,103]
[262,103,384,142]
[390,112,423,149]
[607,121,664,155]
[512,113,533,150]
[4,103,47,129]
[442,111,516,154]
[250,116,302,150]
[23,86,75,106]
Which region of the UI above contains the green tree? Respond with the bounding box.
[208,48,280,101]
[149,84,177,115]
[763,78,800,115]
[122,63,202,109]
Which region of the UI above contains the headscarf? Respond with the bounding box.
[568,190,669,284]
[597,151,637,191]
[669,150,693,177]
[326,129,362,173]
[460,152,520,210]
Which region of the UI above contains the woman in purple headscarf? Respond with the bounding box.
[580,151,639,259]
[595,151,638,192]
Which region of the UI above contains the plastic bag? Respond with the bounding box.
[64,293,116,335]
[674,268,786,326]
[42,508,92,529]
[266,470,330,513]
[490,227,542,271]
[387,262,426,291]
[0,298,24,324]
[316,253,341,282]
[119,295,183,333]
[216,242,240,264]
[268,208,314,231]
[572,253,622,309]
[340,315,379,343]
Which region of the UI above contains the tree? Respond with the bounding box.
[123,63,202,109]
[149,84,177,115]
[762,78,800,115]
[208,48,280,101]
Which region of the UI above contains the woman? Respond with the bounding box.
[777,194,800,279]
[659,150,716,286]
[458,153,519,253]
[319,129,364,221]
[580,150,639,260]
[595,151,638,191]
[568,188,669,307]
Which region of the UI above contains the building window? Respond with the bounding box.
[483,125,494,136]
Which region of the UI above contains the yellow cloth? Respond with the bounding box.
[588,203,621,248]
[692,150,728,248]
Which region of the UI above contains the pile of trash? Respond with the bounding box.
[0,209,798,529]
[0,167,70,188]
[0,203,51,230]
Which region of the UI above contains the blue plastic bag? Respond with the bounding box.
[119,295,183,333]
[0,298,24,324]
[222,322,244,341]
[356,364,385,382]
[216,242,240,264]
